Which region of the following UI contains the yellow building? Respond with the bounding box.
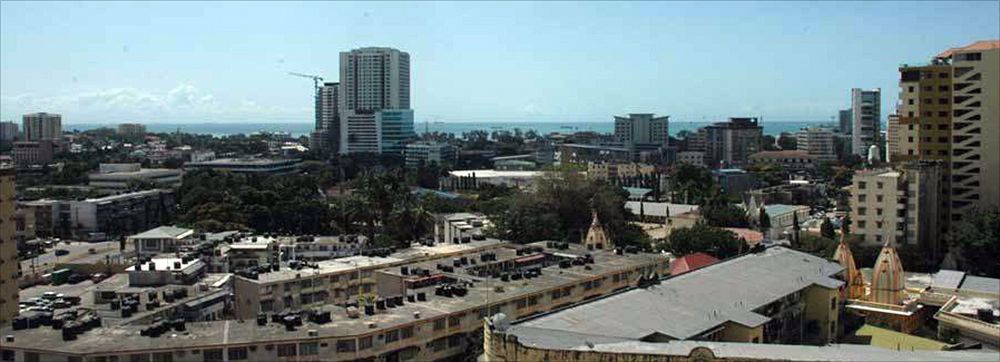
[0,166,17,326]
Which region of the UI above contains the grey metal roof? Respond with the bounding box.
[960,275,1000,295]
[515,246,844,340]
[503,327,999,361]
[932,269,966,290]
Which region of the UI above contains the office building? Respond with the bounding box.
[692,117,763,168]
[184,158,302,174]
[838,108,853,134]
[0,166,18,326]
[850,88,881,159]
[795,127,837,162]
[117,123,147,141]
[21,112,61,141]
[613,113,669,150]
[713,168,758,197]
[0,121,18,143]
[849,162,944,257]
[87,163,183,191]
[676,151,706,167]
[558,143,633,165]
[586,162,655,180]
[748,150,817,172]
[12,140,57,166]
[339,47,414,154]
[405,141,456,168]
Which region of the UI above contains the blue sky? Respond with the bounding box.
[2,1,998,124]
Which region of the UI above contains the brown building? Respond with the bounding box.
[12,140,57,166]
[0,166,18,326]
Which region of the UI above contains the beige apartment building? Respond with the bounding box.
[586,162,655,180]
[1,241,670,362]
[893,41,999,226]
[849,162,944,258]
[0,166,18,326]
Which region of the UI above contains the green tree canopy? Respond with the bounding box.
[667,224,744,259]
[954,208,1000,277]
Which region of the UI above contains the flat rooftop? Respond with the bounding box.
[448,169,543,178]
[2,242,669,355]
[511,246,842,340]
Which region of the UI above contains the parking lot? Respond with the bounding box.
[20,240,123,276]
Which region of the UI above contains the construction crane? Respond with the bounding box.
[288,72,324,91]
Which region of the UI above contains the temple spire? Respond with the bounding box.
[870,241,906,305]
[582,210,611,250]
[833,232,865,300]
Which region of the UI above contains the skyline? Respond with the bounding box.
[2,1,999,124]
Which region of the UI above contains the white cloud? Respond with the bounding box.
[0,84,307,122]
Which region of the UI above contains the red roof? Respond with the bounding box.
[669,252,719,276]
[724,228,764,246]
[937,40,1000,58]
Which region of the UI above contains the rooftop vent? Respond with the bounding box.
[308,329,318,337]
[414,311,421,319]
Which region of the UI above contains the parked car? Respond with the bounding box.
[88,248,97,254]
[91,273,108,283]
[67,274,87,284]
[54,249,69,257]
[42,292,59,300]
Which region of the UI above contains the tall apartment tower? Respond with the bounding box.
[22,112,62,141]
[893,40,999,224]
[613,113,669,150]
[940,41,1000,218]
[0,121,18,143]
[0,166,18,326]
[310,82,340,155]
[851,89,881,159]
[838,109,853,134]
[338,47,414,154]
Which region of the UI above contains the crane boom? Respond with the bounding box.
[288,72,324,90]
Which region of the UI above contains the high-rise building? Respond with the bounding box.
[795,127,837,163]
[691,117,763,168]
[338,47,414,154]
[838,108,853,134]
[849,162,944,259]
[892,40,999,226]
[21,112,62,141]
[312,82,340,155]
[939,41,1000,218]
[851,89,881,159]
[0,121,18,143]
[0,165,18,326]
[613,113,669,150]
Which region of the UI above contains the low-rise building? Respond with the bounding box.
[558,143,633,165]
[88,163,183,191]
[433,213,490,244]
[12,140,57,166]
[184,158,302,174]
[587,162,655,180]
[795,127,838,163]
[749,150,817,172]
[128,257,207,287]
[23,189,176,240]
[441,170,544,191]
[713,168,758,196]
[676,150,705,167]
[404,141,456,168]
[750,203,811,241]
[0,240,670,362]
[129,225,196,257]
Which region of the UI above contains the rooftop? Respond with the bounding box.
[937,40,1000,58]
[511,246,843,340]
[129,226,195,240]
[624,201,699,218]
[448,169,544,178]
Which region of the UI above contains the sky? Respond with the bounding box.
[1,1,999,125]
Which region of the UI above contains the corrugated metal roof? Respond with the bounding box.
[516,246,843,340]
[931,269,965,290]
[960,275,1000,295]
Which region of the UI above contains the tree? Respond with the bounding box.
[758,207,771,236]
[791,212,800,245]
[953,208,1000,277]
[777,132,797,150]
[667,224,744,259]
[669,163,717,204]
[820,217,836,239]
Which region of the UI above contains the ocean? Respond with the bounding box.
[64,120,840,138]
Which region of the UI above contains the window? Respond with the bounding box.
[938,111,948,117]
[358,336,373,350]
[401,326,415,339]
[202,349,223,362]
[939,72,949,78]
[434,318,446,331]
[876,208,883,216]
[1,350,14,362]
[907,86,914,92]
[448,334,463,348]
[875,195,883,202]
[68,358,83,362]
[449,315,462,327]
[858,195,866,202]
[857,221,866,228]
[276,344,297,357]
[151,353,172,362]
[299,342,319,356]
[227,348,248,361]
[528,295,539,306]
[858,182,866,189]
[515,298,527,309]
[830,297,837,310]
[129,354,150,362]
[384,329,400,343]
[875,235,883,242]
[857,207,866,216]
[876,182,883,189]
[907,99,914,105]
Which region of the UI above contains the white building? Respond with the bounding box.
[795,127,837,163]
[129,225,196,257]
[405,141,457,168]
[434,213,490,244]
[442,169,544,190]
[851,88,881,159]
[676,151,705,167]
[339,47,413,155]
[88,163,183,191]
[613,113,669,150]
